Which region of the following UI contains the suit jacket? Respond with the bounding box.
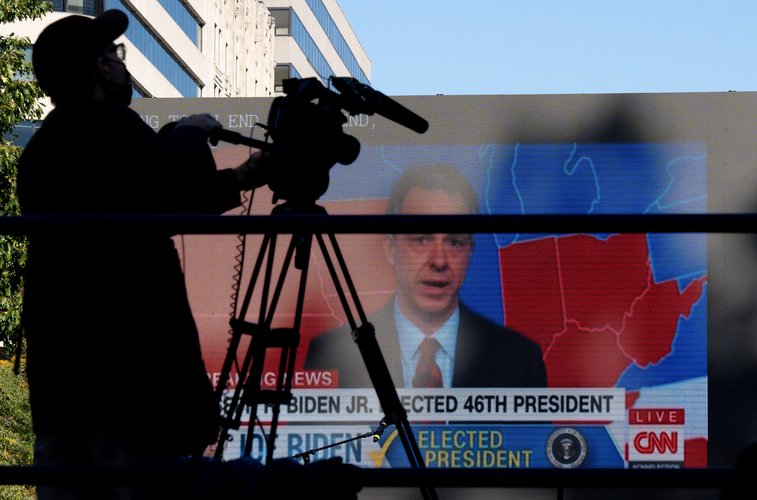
[305,299,547,388]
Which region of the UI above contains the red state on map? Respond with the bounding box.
[621,275,706,367]
[499,233,706,387]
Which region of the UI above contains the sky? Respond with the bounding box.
[337,0,757,97]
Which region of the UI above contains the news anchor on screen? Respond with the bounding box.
[306,163,547,388]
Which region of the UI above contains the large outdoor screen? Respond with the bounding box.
[131,91,756,471]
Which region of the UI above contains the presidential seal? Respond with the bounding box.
[546,427,587,468]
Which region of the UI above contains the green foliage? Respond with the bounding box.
[0,359,35,500]
[0,0,51,136]
[0,0,50,356]
[0,0,51,25]
[0,3,49,497]
[0,36,44,136]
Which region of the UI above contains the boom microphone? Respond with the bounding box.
[331,77,429,134]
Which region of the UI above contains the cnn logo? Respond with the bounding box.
[629,427,684,462]
[634,430,678,454]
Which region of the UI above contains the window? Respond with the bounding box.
[235,55,239,94]
[104,0,201,96]
[271,9,291,36]
[274,64,301,93]
[50,0,103,16]
[15,47,34,82]
[274,64,292,93]
[157,0,201,46]
[304,0,369,85]
[214,24,220,66]
[5,121,42,147]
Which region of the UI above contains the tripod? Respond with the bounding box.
[213,200,438,500]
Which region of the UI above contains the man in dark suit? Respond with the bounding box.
[306,164,546,389]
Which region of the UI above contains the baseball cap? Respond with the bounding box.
[33,9,128,100]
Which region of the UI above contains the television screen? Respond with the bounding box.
[131,90,756,471]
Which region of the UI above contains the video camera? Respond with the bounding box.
[212,76,428,204]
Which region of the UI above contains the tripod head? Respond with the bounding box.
[210,76,429,205]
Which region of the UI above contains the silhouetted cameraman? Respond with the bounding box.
[17,10,266,500]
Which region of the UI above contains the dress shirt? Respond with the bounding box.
[395,298,459,388]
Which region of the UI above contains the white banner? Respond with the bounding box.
[221,387,626,423]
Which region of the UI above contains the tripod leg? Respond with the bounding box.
[265,233,312,463]
[215,231,299,461]
[214,233,275,458]
[314,233,438,500]
[215,203,323,463]
[215,234,272,404]
[351,324,431,471]
[240,234,301,461]
[215,202,435,499]
[219,230,310,463]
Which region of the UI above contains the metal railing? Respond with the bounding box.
[2,212,751,496]
[0,213,754,235]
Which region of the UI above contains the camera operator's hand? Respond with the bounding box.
[175,113,223,136]
[234,149,269,191]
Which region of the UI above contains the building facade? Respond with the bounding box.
[1,0,370,100]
